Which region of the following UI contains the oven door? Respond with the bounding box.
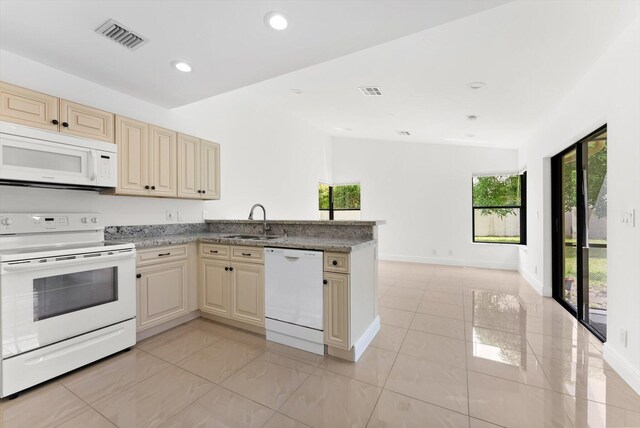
[0,250,135,358]
[0,133,98,186]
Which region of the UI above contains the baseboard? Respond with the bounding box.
[136,310,200,342]
[379,253,517,270]
[603,343,640,395]
[518,266,547,296]
[353,316,380,361]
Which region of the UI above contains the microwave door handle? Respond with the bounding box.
[88,151,97,181]
[1,252,133,273]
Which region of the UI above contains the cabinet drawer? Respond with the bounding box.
[230,246,264,264]
[200,243,229,259]
[324,252,350,273]
[136,244,188,266]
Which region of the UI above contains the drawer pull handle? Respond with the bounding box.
[158,252,171,257]
[323,280,328,285]
[241,252,252,256]
[136,273,141,279]
[209,250,218,253]
[229,267,234,271]
[225,267,229,271]
[332,260,338,266]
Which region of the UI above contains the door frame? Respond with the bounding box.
[551,124,607,342]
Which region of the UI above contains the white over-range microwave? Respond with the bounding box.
[0,121,117,190]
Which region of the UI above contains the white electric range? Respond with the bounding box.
[0,213,136,398]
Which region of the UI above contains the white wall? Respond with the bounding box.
[518,16,640,392]
[0,50,332,224]
[331,137,520,269]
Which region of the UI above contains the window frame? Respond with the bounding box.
[471,172,527,245]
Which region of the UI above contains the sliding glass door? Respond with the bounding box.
[552,125,607,341]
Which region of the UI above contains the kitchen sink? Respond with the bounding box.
[223,234,281,240]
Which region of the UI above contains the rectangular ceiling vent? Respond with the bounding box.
[95,19,148,50]
[359,87,383,96]
[396,130,411,136]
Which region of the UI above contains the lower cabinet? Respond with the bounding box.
[201,258,230,317]
[230,262,264,326]
[323,272,350,349]
[136,259,188,331]
[200,245,265,328]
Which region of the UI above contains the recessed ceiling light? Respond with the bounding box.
[171,61,192,72]
[467,115,478,121]
[468,82,486,89]
[396,130,411,136]
[265,12,288,30]
[291,89,303,94]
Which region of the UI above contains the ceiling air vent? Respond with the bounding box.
[359,87,383,96]
[95,19,148,50]
[396,130,411,136]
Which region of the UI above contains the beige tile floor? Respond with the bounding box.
[2,261,640,427]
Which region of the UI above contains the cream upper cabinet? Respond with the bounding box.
[177,134,220,200]
[200,139,220,200]
[149,125,177,198]
[0,82,59,131]
[201,258,230,317]
[137,259,189,331]
[323,272,350,350]
[230,262,265,327]
[177,133,201,198]
[115,115,149,196]
[114,118,177,198]
[59,99,114,143]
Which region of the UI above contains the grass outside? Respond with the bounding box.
[564,245,607,310]
[475,236,520,244]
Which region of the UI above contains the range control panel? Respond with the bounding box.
[0,213,102,234]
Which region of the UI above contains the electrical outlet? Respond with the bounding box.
[432,249,437,256]
[448,249,453,256]
[177,211,184,222]
[534,266,538,275]
[166,210,175,221]
[202,210,209,220]
[621,209,636,228]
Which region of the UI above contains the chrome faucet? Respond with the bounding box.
[248,203,269,235]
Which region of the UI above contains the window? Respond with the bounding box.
[472,172,526,244]
[319,183,361,220]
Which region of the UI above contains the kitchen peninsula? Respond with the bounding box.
[106,220,384,361]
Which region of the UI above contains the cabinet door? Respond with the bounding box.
[200,139,220,200]
[115,116,149,196]
[0,81,59,131]
[230,262,264,326]
[200,258,230,317]
[177,133,201,198]
[149,125,177,197]
[137,260,188,331]
[323,273,350,349]
[59,99,114,143]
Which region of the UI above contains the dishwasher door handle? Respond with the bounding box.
[284,256,300,261]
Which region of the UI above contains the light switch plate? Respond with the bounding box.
[166,210,175,221]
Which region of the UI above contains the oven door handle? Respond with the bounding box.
[1,252,134,273]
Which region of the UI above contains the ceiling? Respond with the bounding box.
[236,0,639,149]
[0,0,509,108]
[1,1,637,149]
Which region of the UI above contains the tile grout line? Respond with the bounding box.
[364,314,413,427]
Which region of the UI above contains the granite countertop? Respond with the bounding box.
[114,232,375,253]
[206,219,386,226]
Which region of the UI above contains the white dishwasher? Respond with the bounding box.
[264,248,324,355]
